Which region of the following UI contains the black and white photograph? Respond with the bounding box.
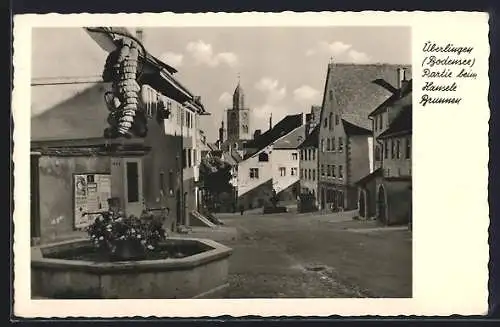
[13,11,489,317]
[29,25,412,300]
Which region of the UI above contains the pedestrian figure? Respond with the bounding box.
[239,204,244,215]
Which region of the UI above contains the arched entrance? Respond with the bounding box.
[377,185,387,224]
[359,190,366,218]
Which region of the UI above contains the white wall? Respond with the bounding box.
[31,28,109,117]
[272,149,300,193]
[237,147,273,196]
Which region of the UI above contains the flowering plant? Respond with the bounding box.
[86,209,167,255]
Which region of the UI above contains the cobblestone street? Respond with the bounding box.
[218,211,412,298]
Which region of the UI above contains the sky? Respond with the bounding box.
[141,27,410,141]
[31,27,411,142]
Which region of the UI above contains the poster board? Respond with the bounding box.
[74,174,112,229]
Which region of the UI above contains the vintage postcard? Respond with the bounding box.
[13,11,490,317]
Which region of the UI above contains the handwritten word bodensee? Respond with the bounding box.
[420,41,477,107]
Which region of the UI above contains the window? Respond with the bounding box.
[324,117,328,128]
[375,145,381,161]
[249,168,259,179]
[332,164,336,177]
[329,112,333,130]
[396,139,401,159]
[291,167,297,176]
[308,169,311,180]
[187,149,192,167]
[331,138,335,152]
[329,90,333,101]
[193,149,197,165]
[335,114,339,125]
[327,165,331,177]
[300,150,304,160]
[327,138,331,151]
[159,171,165,194]
[279,167,286,177]
[258,152,269,162]
[379,115,383,130]
[292,152,298,160]
[339,165,344,179]
[338,137,344,152]
[300,169,304,179]
[307,149,312,160]
[384,140,389,159]
[312,150,316,161]
[312,169,316,181]
[405,137,411,159]
[182,149,187,168]
[126,162,139,203]
[321,164,325,176]
[321,139,325,152]
[391,139,396,159]
[168,170,174,194]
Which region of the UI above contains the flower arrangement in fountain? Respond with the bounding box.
[86,206,167,255]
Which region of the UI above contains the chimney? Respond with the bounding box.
[135,28,144,43]
[254,129,261,139]
[269,114,273,130]
[397,67,405,90]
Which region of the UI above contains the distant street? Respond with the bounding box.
[218,210,412,298]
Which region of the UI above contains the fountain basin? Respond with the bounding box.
[31,237,232,299]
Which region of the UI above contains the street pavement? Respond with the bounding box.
[217,210,412,298]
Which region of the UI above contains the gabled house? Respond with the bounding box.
[30,27,207,244]
[356,76,412,225]
[236,113,304,209]
[317,62,411,212]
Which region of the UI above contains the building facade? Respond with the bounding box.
[317,63,411,211]
[357,78,412,225]
[236,114,304,209]
[299,126,319,198]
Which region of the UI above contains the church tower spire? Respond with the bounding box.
[233,73,245,110]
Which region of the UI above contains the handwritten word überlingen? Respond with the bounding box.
[422,41,474,56]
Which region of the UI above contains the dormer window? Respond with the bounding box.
[258,152,269,162]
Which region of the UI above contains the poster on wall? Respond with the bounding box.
[74,174,112,229]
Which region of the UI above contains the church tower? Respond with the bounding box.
[226,77,251,144]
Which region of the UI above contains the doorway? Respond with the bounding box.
[123,158,143,217]
[377,185,387,223]
[359,190,366,218]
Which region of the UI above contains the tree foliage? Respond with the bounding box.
[199,155,233,195]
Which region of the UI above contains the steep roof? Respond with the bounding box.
[273,125,306,149]
[298,125,320,149]
[207,143,219,151]
[320,63,412,131]
[369,79,413,117]
[222,148,243,166]
[378,104,412,139]
[342,119,372,136]
[31,83,110,141]
[243,113,303,158]
[355,168,383,186]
